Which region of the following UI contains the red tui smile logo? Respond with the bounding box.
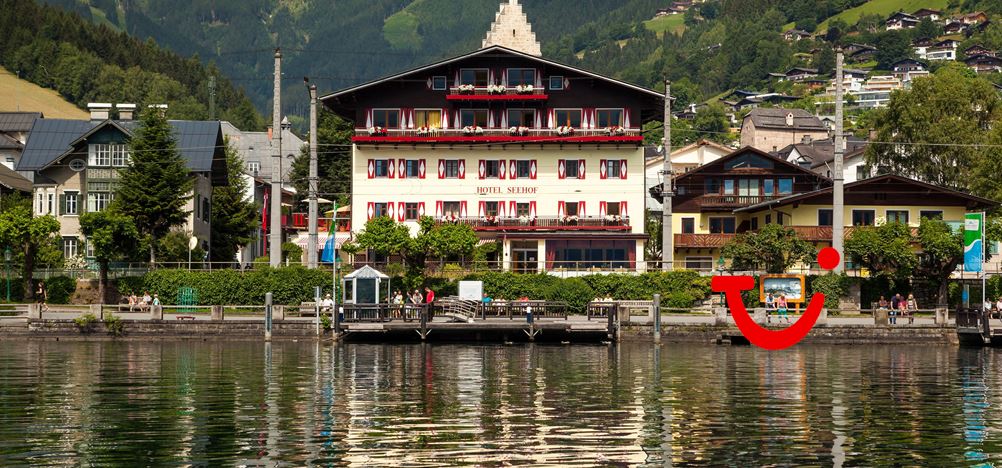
[711,248,840,350]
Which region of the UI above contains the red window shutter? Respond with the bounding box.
[529,160,537,180]
[622,201,628,218]
[367,159,375,179]
[366,202,374,220]
[558,201,565,217]
[558,160,566,179]
[499,160,507,180]
[435,201,443,217]
[529,201,537,218]
[578,159,586,179]
[620,159,627,179]
[600,159,607,179]
[460,201,468,218]
[479,160,486,179]
[438,160,445,179]
[579,201,586,217]
[419,159,426,179]
[499,201,506,217]
[478,201,485,218]
[510,159,517,179]
[388,159,395,179]
[398,202,406,222]
[418,202,426,217]
[509,201,516,215]
[599,201,607,217]
[398,159,406,179]
[458,160,466,179]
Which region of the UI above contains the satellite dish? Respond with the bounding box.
[189,236,198,251]
[657,145,665,155]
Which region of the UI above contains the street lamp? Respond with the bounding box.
[4,246,11,302]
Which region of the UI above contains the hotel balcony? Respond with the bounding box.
[697,194,786,210]
[446,86,547,101]
[438,216,632,232]
[352,127,643,144]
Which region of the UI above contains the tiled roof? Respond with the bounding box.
[745,108,827,131]
[0,112,42,133]
[17,118,221,172]
[0,164,32,193]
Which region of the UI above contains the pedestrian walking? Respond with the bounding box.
[35,281,48,313]
[906,294,917,325]
[777,294,789,323]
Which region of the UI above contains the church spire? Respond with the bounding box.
[482,0,542,56]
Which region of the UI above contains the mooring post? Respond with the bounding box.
[653,294,662,344]
[420,304,428,341]
[608,303,617,341]
[210,305,224,321]
[265,292,273,341]
[27,303,40,320]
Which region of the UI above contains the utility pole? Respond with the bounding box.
[832,49,845,273]
[269,48,283,268]
[208,76,216,120]
[307,82,319,269]
[661,80,674,271]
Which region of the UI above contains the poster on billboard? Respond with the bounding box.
[759,275,806,304]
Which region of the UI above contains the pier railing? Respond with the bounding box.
[478,301,568,320]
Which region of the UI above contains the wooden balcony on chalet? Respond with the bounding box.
[446,86,547,101]
[437,216,632,232]
[352,127,643,144]
[697,194,786,210]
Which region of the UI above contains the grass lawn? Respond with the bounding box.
[818,0,949,31]
[0,66,87,119]
[644,15,686,37]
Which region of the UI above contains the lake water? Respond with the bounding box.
[0,340,998,466]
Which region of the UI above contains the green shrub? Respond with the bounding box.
[74,312,98,332]
[463,271,712,308]
[138,267,337,305]
[114,276,145,295]
[810,273,850,310]
[103,313,124,336]
[44,276,75,304]
[542,277,594,313]
[281,242,303,264]
[320,313,332,330]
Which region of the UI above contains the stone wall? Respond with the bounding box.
[622,323,958,345]
[11,319,328,340]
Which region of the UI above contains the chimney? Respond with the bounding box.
[801,134,813,145]
[116,103,136,121]
[146,104,168,117]
[87,103,112,121]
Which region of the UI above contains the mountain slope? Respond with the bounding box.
[0,66,87,119]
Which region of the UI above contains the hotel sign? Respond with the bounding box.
[476,186,538,195]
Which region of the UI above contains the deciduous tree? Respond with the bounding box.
[844,221,916,285]
[0,199,60,300]
[720,224,815,274]
[80,209,140,304]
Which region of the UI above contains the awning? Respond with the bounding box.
[477,239,497,246]
[292,232,351,250]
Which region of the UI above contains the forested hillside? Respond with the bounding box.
[31,0,1002,120]
[0,0,262,129]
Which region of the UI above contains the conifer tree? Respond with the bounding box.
[210,139,258,262]
[116,108,193,266]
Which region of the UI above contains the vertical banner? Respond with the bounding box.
[965,212,984,273]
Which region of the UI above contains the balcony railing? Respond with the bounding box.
[353,127,642,143]
[699,194,785,209]
[446,86,547,100]
[438,216,631,231]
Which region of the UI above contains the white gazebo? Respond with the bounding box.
[342,265,391,304]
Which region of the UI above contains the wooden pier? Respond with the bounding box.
[956,308,1002,346]
[335,301,618,343]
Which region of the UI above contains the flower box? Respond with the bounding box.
[457,84,475,94]
[416,126,432,136]
[509,126,530,136]
[487,84,507,95]
[368,126,388,136]
[462,125,484,136]
[606,126,626,136]
[515,84,535,95]
[556,126,575,136]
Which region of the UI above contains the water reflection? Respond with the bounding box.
[0,341,997,465]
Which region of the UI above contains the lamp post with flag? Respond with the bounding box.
[964,212,986,311]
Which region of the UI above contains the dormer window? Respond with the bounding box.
[785,113,794,126]
[88,143,129,167]
[460,69,489,86]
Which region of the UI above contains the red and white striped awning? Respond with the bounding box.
[477,238,497,246]
[292,232,351,250]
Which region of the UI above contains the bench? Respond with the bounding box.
[176,315,196,321]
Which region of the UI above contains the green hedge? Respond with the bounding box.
[462,271,712,312]
[128,267,340,305]
[0,276,73,304]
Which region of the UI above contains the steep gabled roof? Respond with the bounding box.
[0,112,42,133]
[319,45,663,102]
[736,174,997,213]
[676,146,832,182]
[17,118,224,178]
[645,139,733,167]
[743,108,827,131]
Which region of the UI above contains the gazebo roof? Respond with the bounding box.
[344,265,389,279]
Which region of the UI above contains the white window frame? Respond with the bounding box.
[554,108,583,128]
[111,144,129,167]
[63,237,78,259]
[247,161,261,175]
[87,192,112,213]
[64,191,79,216]
[595,108,625,128]
[89,144,111,167]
